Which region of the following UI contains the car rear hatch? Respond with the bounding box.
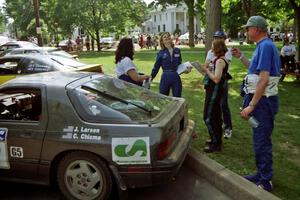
[156,99,193,162]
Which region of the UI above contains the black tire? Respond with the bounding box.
[57,151,112,200]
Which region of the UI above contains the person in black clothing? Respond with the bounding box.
[202,39,229,153]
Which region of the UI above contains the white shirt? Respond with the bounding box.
[115,57,136,77]
[281,44,296,56]
[206,49,232,72]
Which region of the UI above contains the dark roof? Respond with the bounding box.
[1,71,100,87]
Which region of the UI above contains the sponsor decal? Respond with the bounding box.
[10,146,23,158]
[0,128,10,169]
[62,126,101,141]
[112,137,150,165]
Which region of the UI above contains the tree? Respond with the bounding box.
[0,12,5,33]
[152,0,202,47]
[41,0,147,51]
[205,0,221,53]
[4,0,35,39]
[289,0,300,59]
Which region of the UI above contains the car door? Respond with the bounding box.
[0,86,47,180]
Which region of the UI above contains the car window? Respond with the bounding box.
[0,45,19,51]
[49,56,85,67]
[0,60,19,74]
[24,50,40,54]
[8,50,24,55]
[69,77,174,122]
[0,89,41,121]
[22,59,53,74]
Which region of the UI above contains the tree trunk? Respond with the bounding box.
[242,0,256,44]
[295,8,300,60]
[96,30,100,52]
[289,0,300,60]
[205,0,221,54]
[185,0,195,47]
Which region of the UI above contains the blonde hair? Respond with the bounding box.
[159,32,174,49]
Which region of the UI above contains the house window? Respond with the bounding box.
[176,24,179,30]
[165,13,168,20]
[163,24,166,32]
[160,14,162,21]
[158,25,160,32]
[154,15,156,22]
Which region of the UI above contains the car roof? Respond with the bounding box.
[1,71,100,87]
[9,47,57,52]
[1,54,51,60]
[1,41,38,47]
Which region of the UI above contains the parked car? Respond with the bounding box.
[5,47,78,59]
[178,33,189,45]
[100,37,115,49]
[0,54,103,84]
[0,41,38,56]
[58,39,77,51]
[0,71,195,200]
[270,32,281,41]
[0,36,12,46]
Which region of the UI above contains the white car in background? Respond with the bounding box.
[100,37,115,49]
[178,33,189,45]
[6,47,78,59]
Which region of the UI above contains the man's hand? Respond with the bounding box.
[231,47,242,58]
[240,106,254,120]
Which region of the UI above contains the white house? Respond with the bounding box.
[142,4,202,34]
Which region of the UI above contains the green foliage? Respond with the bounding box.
[0,12,5,33]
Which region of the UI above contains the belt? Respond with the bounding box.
[163,69,176,72]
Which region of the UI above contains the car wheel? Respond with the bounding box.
[57,151,112,200]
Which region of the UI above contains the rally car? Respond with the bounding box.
[0,71,195,200]
[0,54,103,85]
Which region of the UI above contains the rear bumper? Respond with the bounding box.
[114,120,195,189]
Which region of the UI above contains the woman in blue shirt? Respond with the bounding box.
[151,32,182,97]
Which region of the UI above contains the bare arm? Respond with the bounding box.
[205,59,225,84]
[127,69,150,82]
[240,71,269,119]
[231,48,250,68]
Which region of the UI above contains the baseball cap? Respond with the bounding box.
[213,31,226,38]
[242,16,268,30]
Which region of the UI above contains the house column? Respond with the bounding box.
[171,11,175,33]
[183,11,187,33]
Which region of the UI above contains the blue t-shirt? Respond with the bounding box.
[248,38,281,76]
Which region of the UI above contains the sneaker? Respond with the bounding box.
[244,174,260,183]
[205,139,212,146]
[257,180,273,192]
[224,129,232,139]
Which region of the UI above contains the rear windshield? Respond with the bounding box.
[69,77,174,123]
[49,55,85,67]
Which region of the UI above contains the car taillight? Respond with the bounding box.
[158,132,176,159]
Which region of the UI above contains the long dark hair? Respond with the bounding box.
[115,38,134,64]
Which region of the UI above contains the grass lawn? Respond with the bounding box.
[79,43,300,200]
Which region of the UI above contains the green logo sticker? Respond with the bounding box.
[112,137,150,165]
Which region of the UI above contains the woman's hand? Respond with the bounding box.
[201,64,208,74]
